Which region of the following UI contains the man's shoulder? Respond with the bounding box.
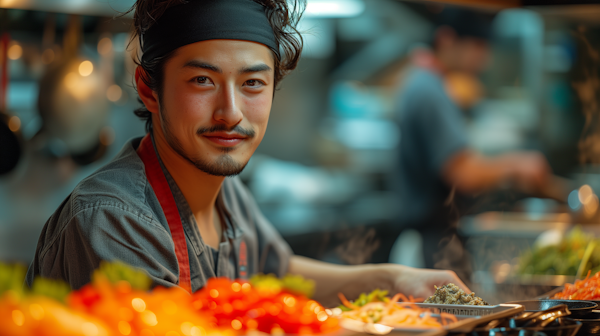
[70,137,150,217]
[402,67,445,98]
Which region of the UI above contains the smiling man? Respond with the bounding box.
[27,0,469,306]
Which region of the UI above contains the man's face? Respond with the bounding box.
[453,37,490,75]
[156,39,275,176]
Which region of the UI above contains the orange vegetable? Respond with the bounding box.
[0,292,112,336]
[553,270,600,300]
[192,277,339,334]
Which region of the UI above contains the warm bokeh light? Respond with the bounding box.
[29,303,45,320]
[82,322,99,336]
[141,310,158,326]
[79,60,94,76]
[106,84,123,102]
[97,37,113,55]
[7,43,22,60]
[8,116,21,132]
[118,321,131,335]
[584,195,599,218]
[64,71,98,101]
[131,298,146,312]
[140,329,155,336]
[11,310,24,326]
[190,326,206,336]
[42,48,55,64]
[579,184,593,204]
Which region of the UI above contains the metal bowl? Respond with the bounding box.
[472,318,581,336]
[566,316,600,335]
[507,300,598,319]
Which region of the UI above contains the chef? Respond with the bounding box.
[391,8,551,275]
[26,0,469,306]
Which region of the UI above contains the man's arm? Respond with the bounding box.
[288,255,469,307]
[442,150,551,195]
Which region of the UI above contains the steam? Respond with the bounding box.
[335,226,380,265]
[574,28,600,165]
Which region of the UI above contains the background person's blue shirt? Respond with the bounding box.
[392,67,470,225]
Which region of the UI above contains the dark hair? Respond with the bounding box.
[435,7,494,41]
[125,0,305,133]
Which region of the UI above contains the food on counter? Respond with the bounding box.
[1,261,338,335]
[1,293,113,336]
[193,274,338,334]
[424,283,488,306]
[552,270,600,300]
[338,289,457,329]
[518,226,600,276]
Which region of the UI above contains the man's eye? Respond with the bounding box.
[195,77,212,84]
[244,79,264,87]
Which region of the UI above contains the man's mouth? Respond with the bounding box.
[202,132,247,147]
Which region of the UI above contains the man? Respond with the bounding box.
[27,0,468,306]
[393,8,551,271]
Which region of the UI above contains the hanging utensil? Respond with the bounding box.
[37,15,109,165]
[0,31,23,176]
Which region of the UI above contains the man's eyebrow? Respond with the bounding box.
[239,63,272,74]
[182,60,222,74]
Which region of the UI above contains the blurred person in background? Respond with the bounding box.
[392,7,551,277]
[26,0,471,307]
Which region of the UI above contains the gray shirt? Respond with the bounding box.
[26,136,292,291]
[393,67,469,224]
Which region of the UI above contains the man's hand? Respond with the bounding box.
[391,265,471,300]
[504,151,552,194]
[288,256,472,306]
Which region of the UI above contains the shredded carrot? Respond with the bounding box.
[553,270,600,300]
[339,290,455,330]
[338,292,359,310]
[441,312,458,326]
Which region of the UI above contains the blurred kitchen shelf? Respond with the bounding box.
[460,211,572,238]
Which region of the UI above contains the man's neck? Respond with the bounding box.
[411,49,449,76]
[151,126,225,248]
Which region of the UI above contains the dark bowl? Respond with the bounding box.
[469,318,582,336]
[566,317,600,335]
[507,300,598,318]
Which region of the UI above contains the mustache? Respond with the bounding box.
[196,125,256,138]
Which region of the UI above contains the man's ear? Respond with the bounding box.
[135,66,159,114]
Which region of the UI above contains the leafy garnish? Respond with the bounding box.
[338,289,389,311]
[249,273,315,298]
[92,260,152,291]
[0,262,27,298]
[30,277,71,303]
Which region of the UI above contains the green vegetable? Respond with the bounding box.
[0,262,27,298]
[337,289,389,312]
[92,260,152,291]
[281,274,315,298]
[249,273,315,298]
[30,277,71,303]
[518,226,600,276]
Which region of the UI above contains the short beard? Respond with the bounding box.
[159,107,253,177]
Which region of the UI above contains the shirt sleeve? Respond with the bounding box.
[27,204,182,290]
[406,78,470,175]
[229,178,293,278]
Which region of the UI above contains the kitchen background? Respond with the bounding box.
[1,0,600,303]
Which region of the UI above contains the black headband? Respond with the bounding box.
[141,0,279,64]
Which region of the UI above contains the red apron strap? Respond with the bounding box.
[137,134,192,293]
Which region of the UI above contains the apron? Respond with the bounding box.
[137,134,192,293]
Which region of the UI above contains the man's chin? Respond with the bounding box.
[190,154,248,177]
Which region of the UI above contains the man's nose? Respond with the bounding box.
[214,84,243,126]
